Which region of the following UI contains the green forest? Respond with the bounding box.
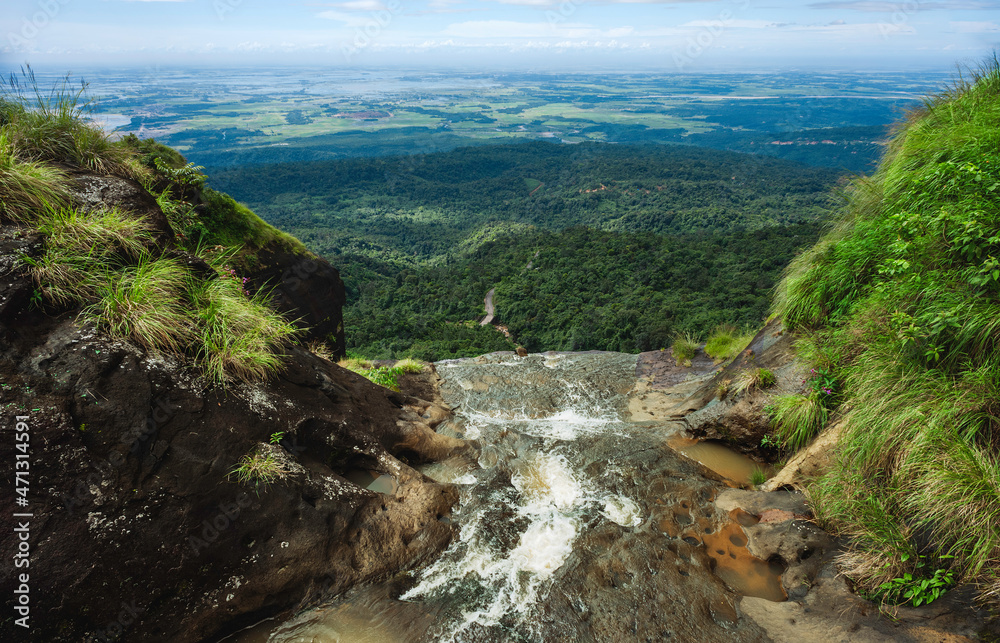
[208,142,840,359]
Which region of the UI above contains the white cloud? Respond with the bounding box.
[680,19,781,28]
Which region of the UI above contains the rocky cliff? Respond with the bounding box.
[0,149,465,641]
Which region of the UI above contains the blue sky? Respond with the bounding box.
[2,0,998,70]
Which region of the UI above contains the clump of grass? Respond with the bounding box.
[704,324,754,362]
[83,255,195,354]
[306,339,335,362]
[0,132,70,222]
[671,332,699,367]
[26,203,297,382]
[339,356,374,372]
[338,355,408,391]
[228,447,287,494]
[768,392,827,451]
[733,367,777,396]
[749,467,768,486]
[393,357,425,374]
[1,68,138,178]
[35,204,152,258]
[191,276,298,384]
[24,205,154,305]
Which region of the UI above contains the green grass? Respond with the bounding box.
[24,205,154,305]
[774,55,1000,605]
[26,202,298,383]
[1,68,140,179]
[0,133,70,222]
[671,332,699,366]
[749,467,768,486]
[338,355,419,391]
[768,392,828,451]
[191,275,299,384]
[704,324,754,362]
[2,72,315,386]
[393,357,425,374]
[228,448,287,493]
[83,255,195,354]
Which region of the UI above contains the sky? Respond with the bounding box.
[1,0,998,71]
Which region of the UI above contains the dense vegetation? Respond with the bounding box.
[773,58,1000,606]
[210,143,837,358]
[335,222,819,359]
[0,73,311,384]
[210,142,837,257]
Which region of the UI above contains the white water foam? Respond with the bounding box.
[401,451,588,641]
[602,495,643,527]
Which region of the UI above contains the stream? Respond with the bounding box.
[234,351,782,642]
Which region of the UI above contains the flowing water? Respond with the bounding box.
[234,352,781,642]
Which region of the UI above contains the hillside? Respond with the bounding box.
[772,58,1000,608]
[210,142,839,359]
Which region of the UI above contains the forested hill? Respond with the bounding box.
[207,142,842,359]
[208,141,840,262]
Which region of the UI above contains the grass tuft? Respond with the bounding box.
[83,255,195,354]
[191,276,298,384]
[393,357,425,374]
[768,392,827,451]
[733,367,777,396]
[228,447,287,493]
[671,332,699,367]
[0,133,70,222]
[704,324,754,362]
[1,68,140,178]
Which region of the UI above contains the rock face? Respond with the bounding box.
[244,245,348,360]
[0,174,464,641]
